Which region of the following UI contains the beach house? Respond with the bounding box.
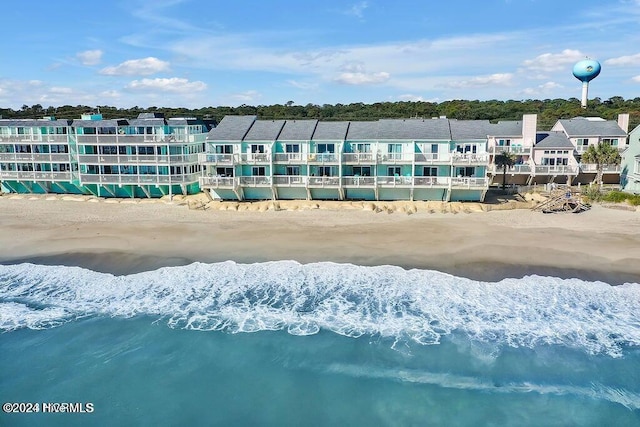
[620,124,640,194]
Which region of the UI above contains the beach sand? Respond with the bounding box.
[1,194,639,284]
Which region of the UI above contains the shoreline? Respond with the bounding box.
[1,196,639,285]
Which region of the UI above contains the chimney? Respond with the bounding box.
[617,113,629,133]
[522,114,537,148]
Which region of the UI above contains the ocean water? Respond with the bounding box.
[1,261,639,426]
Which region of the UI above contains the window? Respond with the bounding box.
[318,166,333,176]
[430,144,439,154]
[285,144,300,153]
[353,166,371,176]
[251,144,265,153]
[99,146,117,155]
[215,145,232,154]
[498,139,511,147]
[602,138,618,146]
[577,138,589,146]
[252,166,266,176]
[423,167,437,176]
[456,144,477,154]
[388,166,401,176]
[317,143,335,153]
[456,167,475,177]
[355,143,371,153]
[286,166,300,175]
[216,167,234,177]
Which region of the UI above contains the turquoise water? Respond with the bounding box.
[1,262,640,426]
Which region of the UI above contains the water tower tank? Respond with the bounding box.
[573,59,601,82]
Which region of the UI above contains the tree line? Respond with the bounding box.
[2,97,639,131]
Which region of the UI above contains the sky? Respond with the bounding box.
[0,0,639,109]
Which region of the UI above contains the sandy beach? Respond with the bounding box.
[0,194,639,284]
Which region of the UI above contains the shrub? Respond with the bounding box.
[581,186,602,202]
[602,190,629,203]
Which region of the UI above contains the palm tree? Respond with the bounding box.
[494,151,516,190]
[581,143,621,187]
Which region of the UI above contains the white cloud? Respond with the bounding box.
[343,2,368,19]
[447,73,513,88]
[49,87,73,94]
[397,94,427,102]
[521,81,563,96]
[287,80,318,90]
[125,77,207,92]
[77,50,103,66]
[228,90,261,103]
[605,53,640,66]
[632,75,640,83]
[100,90,121,98]
[100,57,170,76]
[521,49,586,72]
[335,71,390,85]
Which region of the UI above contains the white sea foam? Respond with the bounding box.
[1,261,639,357]
[325,363,640,410]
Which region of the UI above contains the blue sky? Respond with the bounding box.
[1,0,639,109]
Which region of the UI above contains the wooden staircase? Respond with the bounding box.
[531,187,591,213]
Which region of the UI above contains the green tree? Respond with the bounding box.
[494,151,516,190]
[581,143,621,187]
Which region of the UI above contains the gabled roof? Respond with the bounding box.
[278,120,318,141]
[345,121,378,140]
[71,119,129,127]
[311,121,350,140]
[534,131,575,149]
[449,120,491,140]
[376,118,451,140]
[127,118,166,126]
[206,115,256,141]
[0,119,71,127]
[556,118,627,137]
[489,121,522,137]
[167,117,205,126]
[244,119,286,141]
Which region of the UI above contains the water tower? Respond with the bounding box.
[572,58,601,108]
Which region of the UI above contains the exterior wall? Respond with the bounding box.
[621,126,640,193]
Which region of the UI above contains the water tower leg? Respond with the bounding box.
[581,82,589,109]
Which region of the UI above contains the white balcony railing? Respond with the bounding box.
[450,177,489,188]
[579,164,621,173]
[376,175,413,186]
[451,153,489,164]
[414,153,445,163]
[308,176,340,186]
[239,176,272,186]
[377,153,413,162]
[273,153,304,162]
[307,153,339,163]
[341,176,376,186]
[272,175,308,186]
[343,153,375,163]
[492,145,529,154]
[0,171,72,181]
[199,153,236,164]
[413,176,451,186]
[76,154,199,164]
[489,164,532,174]
[534,165,579,175]
[79,173,199,185]
[199,176,237,187]
[240,153,271,163]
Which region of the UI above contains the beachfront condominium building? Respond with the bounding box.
[621,124,640,194]
[199,115,491,201]
[0,113,210,197]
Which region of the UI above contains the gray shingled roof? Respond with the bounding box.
[489,121,522,136]
[244,120,285,141]
[72,119,129,127]
[377,118,451,140]
[0,119,71,127]
[312,121,350,140]
[557,118,626,137]
[128,118,166,126]
[167,117,205,126]
[534,132,575,149]
[345,121,379,140]
[206,115,256,141]
[278,120,318,141]
[449,120,492,140]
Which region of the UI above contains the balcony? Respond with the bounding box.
[450,177,489,188]
[77,154,198,165]
[451,153,489,165]
[240,153,271,163]
[489,164,532,174]
[239,176,272,186]
[273,153,304,163]
[343,153,375,163]
[342,176,376,187]
[307,153,339,163]
[273,175,308,186]
[198,153,236,165]
[377,153,413,163]
[414,153,447,163]
[492,145,529,155]
[199,176,237,188]
[413,176,450,187]
[308,176,340,187]
[533,165,579,175]
[579,164,621,173]
[79,173,199,185]
[376,175,413,186]
[0,171,72,181]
